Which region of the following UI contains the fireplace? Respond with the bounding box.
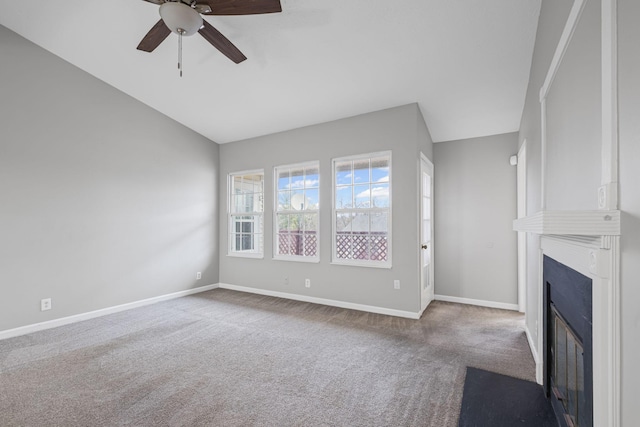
[544,255,593,427]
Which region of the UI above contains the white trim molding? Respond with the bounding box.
[434,294,519,312]
[540,235,620,427]
[525,323,543,383]
[513,210,621,235]
[600,0,619,210]
[218,283,420,319]
[539,0,587,102]
[0,284,220,341]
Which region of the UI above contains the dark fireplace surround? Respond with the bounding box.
[543,255,593,427]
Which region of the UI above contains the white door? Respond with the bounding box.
[420,156,434,312]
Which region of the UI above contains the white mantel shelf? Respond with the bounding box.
[513,210,621,236]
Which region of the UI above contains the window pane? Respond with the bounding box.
[253,178,263,195]
[277,233,290,255]
[290,168,305,190]
[305,189,319,209]
[353,159,370,183]
[371,157,390,183]
[371,212,388,232]
[423,173,431,196]
[304,231,318,257]
[422,197,431,219]
[352,212,370,233]
[240,234,253,251]
[277,213,289,232]
[289,232,302,255]
[291,191,305,211]
[422,220,431,241]
[369,235,388,261]
[372,183,389,208]
[336,212,352,232]
[305,167,319,188]
[304,213,318,232]
[336,186,352,209]
[352,233,369,260]
[233,175,244,192]
[354,184,371,208]
[278,191,291,211]
[241,221,253,233]
[291,214,303,232]
[232,194,243,213]
[278,170,290,190]
[336,234,352,259]
[336,161,352,185]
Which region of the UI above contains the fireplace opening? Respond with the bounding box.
[543,255,593,427]
[550,305,588,427]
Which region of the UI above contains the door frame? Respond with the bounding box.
[516,140,527,313]
[419,153,435,314]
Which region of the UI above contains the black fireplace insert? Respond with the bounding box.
[543,255,593,427]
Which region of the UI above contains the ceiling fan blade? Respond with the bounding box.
[200,0,282,15]
[137,19,171,52]
[194,4,212,14]
[198,20,247,64]
[141,0,164,4]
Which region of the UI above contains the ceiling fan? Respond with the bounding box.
[137,0,282,73]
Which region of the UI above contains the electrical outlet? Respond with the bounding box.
[41,298,52,311]
[196,272,202,280]
[394,280,400,290]
[305,279,311,288]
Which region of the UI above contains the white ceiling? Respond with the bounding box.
[0,0,541,144]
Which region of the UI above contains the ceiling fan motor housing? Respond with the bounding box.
[159,2,203,36]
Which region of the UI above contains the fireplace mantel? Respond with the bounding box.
[513,210,621,236]
[513,212,620,427]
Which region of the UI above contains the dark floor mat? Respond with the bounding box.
[458,367,558,427]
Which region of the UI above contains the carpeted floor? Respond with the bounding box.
[0,289,535,427]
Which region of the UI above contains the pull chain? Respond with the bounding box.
[177,29,184,77]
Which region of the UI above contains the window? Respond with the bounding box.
[333,152,391,267]
[274,162,320,262]
[229,171,264,257]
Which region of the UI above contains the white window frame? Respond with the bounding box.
[332,151,392,268]
[273,161,320,263]
[228,169,264,259]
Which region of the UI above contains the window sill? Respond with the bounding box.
[273,256,320,264]
[227,252,264,259]
[330,260,392,269]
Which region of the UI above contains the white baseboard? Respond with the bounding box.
[525,323,544,384]
[434,294,519,311]
[218,283,420,319]
[0,284,220,341]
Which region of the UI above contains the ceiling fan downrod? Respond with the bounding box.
[177,28,184,77]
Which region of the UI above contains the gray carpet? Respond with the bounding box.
[0,289,535,427]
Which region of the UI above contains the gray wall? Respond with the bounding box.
[545,0,601,210]
[618,0,640,423]
[517,0,573,353]
[433,133,518,305]
[0,26,220,332]
[219,104,433,314]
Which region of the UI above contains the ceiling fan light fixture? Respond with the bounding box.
[159,2,203,36]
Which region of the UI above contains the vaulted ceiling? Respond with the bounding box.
[0,0,541,143]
